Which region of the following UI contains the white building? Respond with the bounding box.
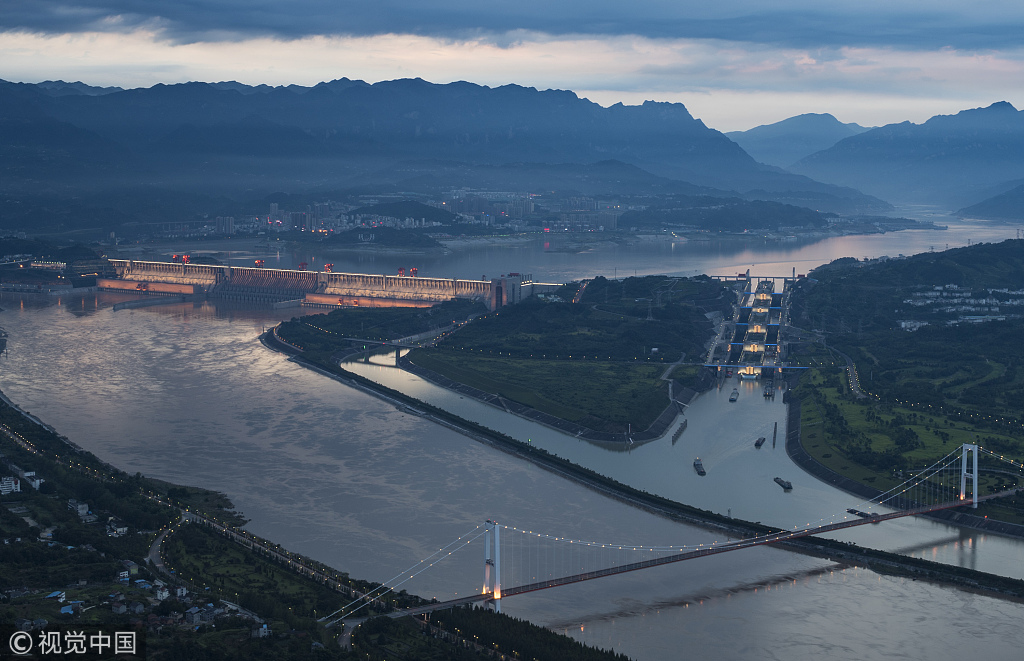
[0,476,20,495]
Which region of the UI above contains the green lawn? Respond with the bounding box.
[797,368,1023,522]
[408,350,672,432]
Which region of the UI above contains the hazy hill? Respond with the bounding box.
[0,78,888,214]
[957,182,1024,220]
[790,102,1024,207]
[619,196,830,232]
[0,88,133,183]
[345,159,726,197]
[349,200,456,223]
[727,113,868,168]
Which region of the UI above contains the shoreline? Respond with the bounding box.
[260,327,1024,601]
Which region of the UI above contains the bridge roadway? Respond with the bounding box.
[385,491,1016,617]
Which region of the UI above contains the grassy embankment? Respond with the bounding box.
[409,353,668,428]
[789,241,1024,524]
[406,275,731,432]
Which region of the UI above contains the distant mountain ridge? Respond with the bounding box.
[726,113,869,168]
[958,181,1024,220]
[0,77,888,215]
[33,80,124,97]
[790,102,1024,206]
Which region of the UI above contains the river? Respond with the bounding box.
[2,223,1023,660]
[121,216,1020,284]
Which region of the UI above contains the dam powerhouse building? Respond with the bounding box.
[98,260,556,311]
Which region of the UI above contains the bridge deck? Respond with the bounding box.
[378,496,1011,620]
[501,493,1012,598]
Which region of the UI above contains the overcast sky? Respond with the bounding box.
[2,1,1023,131]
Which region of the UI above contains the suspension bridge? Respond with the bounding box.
[322,443,1023,626]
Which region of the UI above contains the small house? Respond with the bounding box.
[185,606,202,626]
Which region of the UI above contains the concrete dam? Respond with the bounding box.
[98,260,546,310]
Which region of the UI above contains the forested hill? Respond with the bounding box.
[791,239,1024,422]
[820,238,1024,286]
[794,239,1024,333]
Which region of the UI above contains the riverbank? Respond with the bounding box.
[261,329,1024,601]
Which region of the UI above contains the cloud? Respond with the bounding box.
[2,29,1022,131]
[4,1,1024,52]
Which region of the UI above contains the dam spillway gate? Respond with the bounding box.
[99,260,533,310]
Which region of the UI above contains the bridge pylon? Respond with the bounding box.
[960,443,979,508]
[483,520,501,612]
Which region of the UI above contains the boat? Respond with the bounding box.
[693,458,706,476]
[754,436,766,448]
[846,508,880,521]
[725,369,733,378]
[729,389,739,402]
[774,477,792,490]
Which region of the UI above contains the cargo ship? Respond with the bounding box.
[693,458,706,476]
[729,389,739,402]
[754,436,766,448]
[774,477,792,490]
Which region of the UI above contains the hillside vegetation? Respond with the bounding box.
[789,240,1024,522]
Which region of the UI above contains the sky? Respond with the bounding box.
[2,1,1024,132]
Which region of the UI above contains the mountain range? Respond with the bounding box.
[0,78,888,224]
[726,113,869,169]
[3,77,1021,235]
[789,102,1024,207]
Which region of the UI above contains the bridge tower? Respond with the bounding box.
[483,520,501,612]
[960,443,979,508]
